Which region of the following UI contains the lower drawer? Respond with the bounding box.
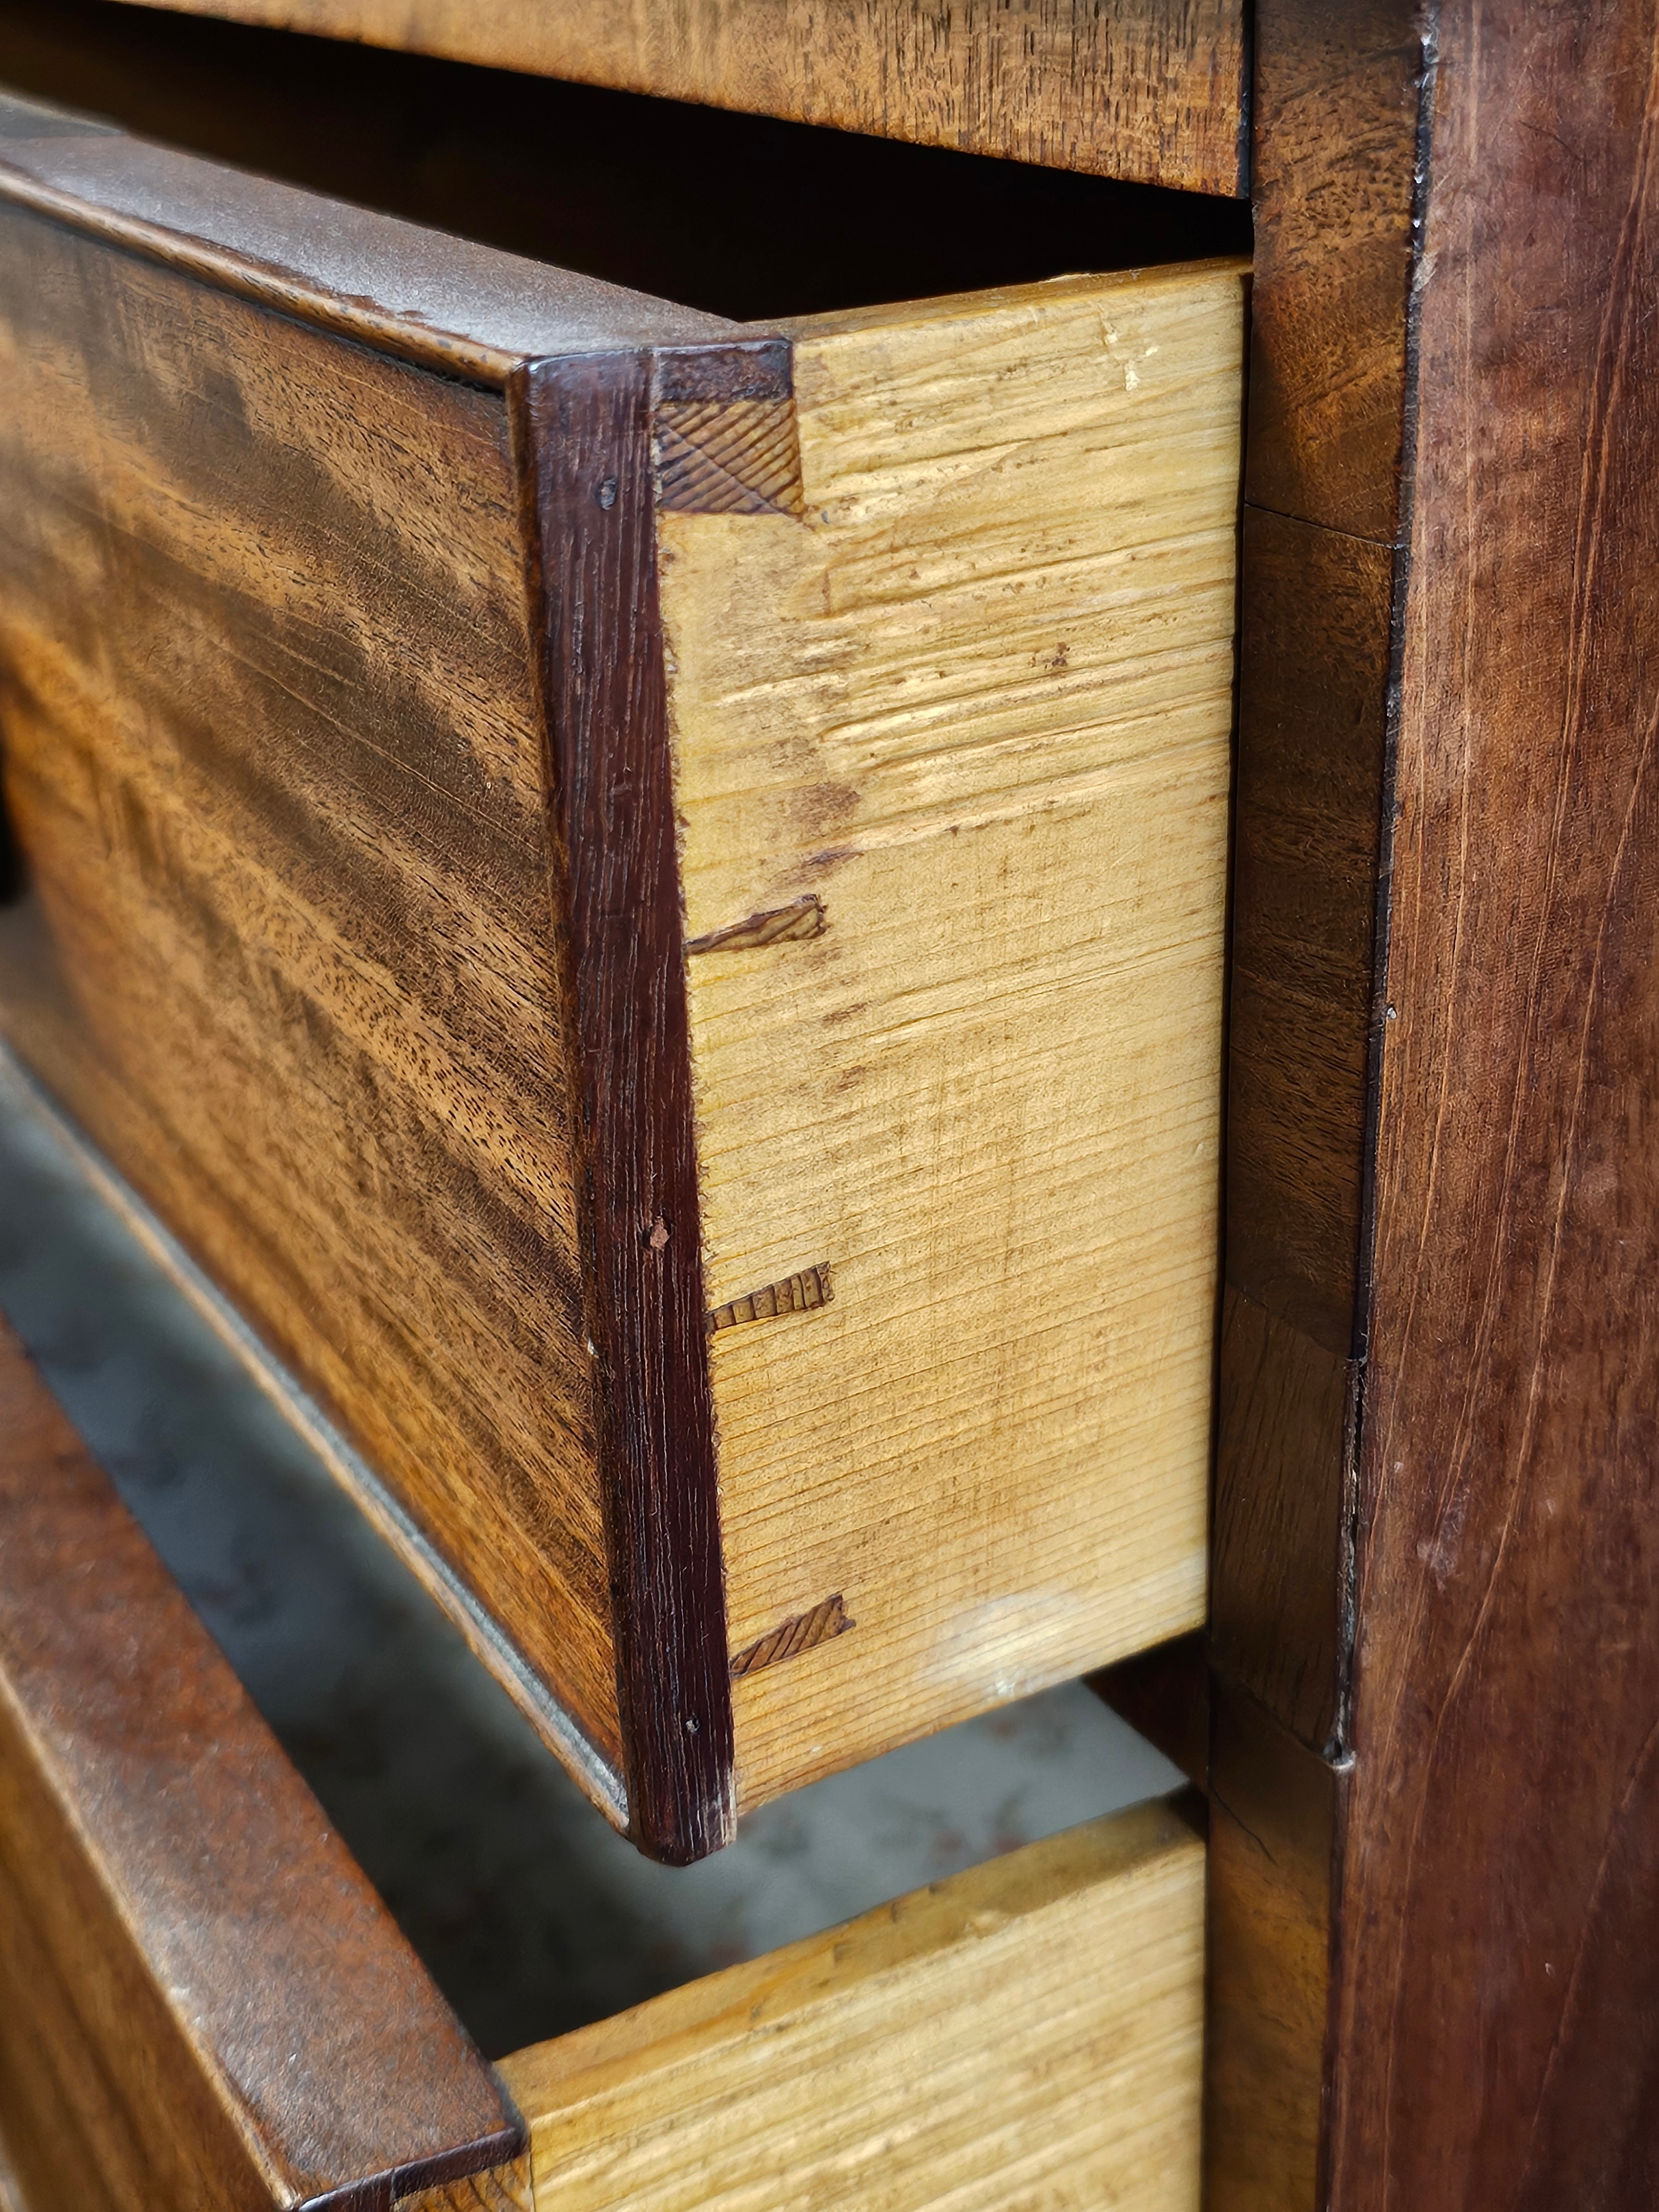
[0,1308,1203,2212]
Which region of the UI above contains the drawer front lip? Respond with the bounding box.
[0,1313,524,2212]
[516,350,735,1866]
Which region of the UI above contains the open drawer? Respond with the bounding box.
[0,1310,1204,2212]
[0,87,1246,1859]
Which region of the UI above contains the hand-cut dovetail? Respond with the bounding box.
[685,895,824,956]
[730,1593,855,1679]
[654,342,803,518]
[707,1262,832,1335]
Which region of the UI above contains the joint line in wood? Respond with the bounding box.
[707,1262,832,1335]
[685,895,825,956]
[729,1593,854,1678]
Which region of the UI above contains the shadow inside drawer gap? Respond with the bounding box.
[0,0,1250,323]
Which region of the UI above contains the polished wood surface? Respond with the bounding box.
[0,1315,522,2212]
[1214,1,1659,2202]
[0,97,1243,1852]
[0,183,628,1791]
[1333,3,1659,2199]
[500,1795,1205,2212]
[104,0,1249,197]
[0,0,1253,328]
[518,348,738,1863]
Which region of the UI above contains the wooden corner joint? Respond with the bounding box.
[392,2139,534,2210]
[653,339,803,517]
[685,893,825,956]
[707,1260,832,1334]
[730,1593,855,1679]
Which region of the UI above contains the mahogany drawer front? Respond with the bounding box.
[0,89,1246,1860]
[0,1313,1204,2212]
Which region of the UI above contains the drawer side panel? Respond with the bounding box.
[500,1796,1204,2212]
[664,265,1244,1807]
[0,204,621,1771]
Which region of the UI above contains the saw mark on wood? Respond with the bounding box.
[707,1262,832,1335]
[730,1592,855,1678]
[685,895,824,956]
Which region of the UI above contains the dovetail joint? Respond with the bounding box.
[730,1593,855,1679]
[707,1262,832,1335]
[685,895,824,956]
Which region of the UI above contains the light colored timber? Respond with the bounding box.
[499,1795,1205,2212]
[105,0,1248,197]
[664,263,1246,1806]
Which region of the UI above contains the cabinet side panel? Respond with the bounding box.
[664,267,1244,1808]
[0,206,621,1771]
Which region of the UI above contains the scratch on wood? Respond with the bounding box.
[730,1593,855,1678]
[686,895,824,955]
[707,1262,832,1334]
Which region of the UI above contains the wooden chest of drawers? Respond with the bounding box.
[0,93,1245,1860]
[2,0,1652,2203]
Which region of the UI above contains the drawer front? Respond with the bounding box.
[0,92,1245,1859]
[0,1309,1202,2212]
[0,1315,523,2212]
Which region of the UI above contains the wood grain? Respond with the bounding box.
[1206,1682,1346,2212]
[102,0,1250,196]
[1207,5,1427,2195]
[396,2156,534,2212]
[517,351,734,1864]
[1088,1629,1210,1791]
[1331,3,1659,2200]
[1226,507,1396,1358]
[1245,0,1426,537]
[0,1314,522,2212]
[0,105,729,380]
[662,264,1246,1806]
[500,1796,1205,2212]
[0,199,626,1783]
[1211,1287,1355,1755]
[0,96,1249,1849]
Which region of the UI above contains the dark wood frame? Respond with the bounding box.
[1205,0,1659,2201]
[0,1317,526,2212]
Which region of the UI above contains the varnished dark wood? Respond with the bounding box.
[1206,1682,1347,2212]
[1222,1,1659,2203]
[516,352,733,1863]
[96,0,1248,197]
[0,1314,522,2212]
[0,0,1252,327]
[0,192,629,1787]
[1208,3,1427,2199]
[1226,510,1397,1359]
[1245,0,1427,537]
[1331,4,1659,2200]
[1212,1289,1355,1757]
[1086,1631,1209,1792]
